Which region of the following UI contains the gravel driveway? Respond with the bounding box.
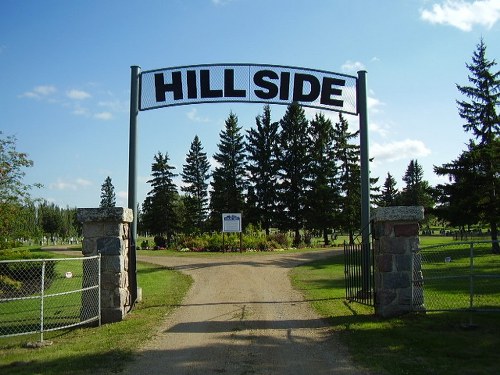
[122,250,372,375]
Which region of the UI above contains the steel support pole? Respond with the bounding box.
[357,70,371,292]
[128,65,140,306]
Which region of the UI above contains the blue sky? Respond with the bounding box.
[1,0,499,209]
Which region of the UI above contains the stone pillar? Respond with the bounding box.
[372,206,425,318]
[77,207,133,323]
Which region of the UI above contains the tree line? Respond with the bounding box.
[139,105,374,247]
[1,39,498,252]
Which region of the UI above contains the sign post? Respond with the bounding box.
[222,213,242,253]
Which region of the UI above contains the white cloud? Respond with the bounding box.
[369,122,390,137]
[371,139,431,162]
[50,178,92,190]
[368,95,384,114]
[72,105,90,116]
[94,112,113,120]
[341,60,365,73]
[212,0,233,5]
[20,85,57,99]
[67,89,91,100]
[117,191,128,200]
[420,0,500,31]
[187,108,210,122]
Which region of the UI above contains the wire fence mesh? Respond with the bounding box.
[415,241,500,312]
[0,255,100,341]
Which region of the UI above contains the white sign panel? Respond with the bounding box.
[222,213,242,233]
[140,64,357,114]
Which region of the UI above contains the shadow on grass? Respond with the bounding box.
[0,348,134,375]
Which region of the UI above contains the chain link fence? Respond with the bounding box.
[414,241,500,312]
[0,255,100,341]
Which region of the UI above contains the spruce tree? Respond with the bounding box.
[143,152,180,246]
[245,105,280,235]
[209,112,247,230]
[400,160,433,210]
[455,39,499,253]
[433,141,482,231]
[99,176,116,208]
[378,172,399,207]
[333,114,361,244]
[181,135,211,233]
[305,113,341,245]
[277,103,311,245]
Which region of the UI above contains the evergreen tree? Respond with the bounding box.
[454,39,499,253]
[305,113,341,245]
[181,135,211,233]
[400,160,433,210]
[209,112,247,230]
[245,105,280,235]
[378,172,399,207]
[142,152,180,246]
[457,39,499,145]
[277,103,311,245]
[433,141,482,230]
[333,114,361,244]
[99,176,116,208]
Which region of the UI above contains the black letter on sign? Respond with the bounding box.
[224,69,246,98]
[320,77,345,107]
[293,73,320,102]
[200,70,223,98]
[187,70,197,99]
[155,72,183,102]
[279,72,291,101]
[253,70,279,99]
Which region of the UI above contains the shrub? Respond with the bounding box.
[153,236,166,249]
[178,235,208,252]
[267,232,290,248]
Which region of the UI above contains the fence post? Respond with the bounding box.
[372,206,424,317]
[77,207,134,323]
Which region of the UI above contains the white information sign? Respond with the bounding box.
[222,213,242,233]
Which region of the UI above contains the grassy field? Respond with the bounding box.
[290,248,500,375]
[2,238,499,374]
[0,261,192,375]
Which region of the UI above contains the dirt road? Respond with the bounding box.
[123,250,372,375]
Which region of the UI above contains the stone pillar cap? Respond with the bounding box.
[77,207,133,223]
[372,206,424,222]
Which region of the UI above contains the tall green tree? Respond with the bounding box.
[181,135,211,233]
[245,105,280,235]
[433,141,483,231]
[142,152,180,246]
[454,39,500,253]
[305,113,341,245]
[378,172,399,207]
[277,103,311,245]
[0,132,39,246]
[400,160,433,211]
[209,112,247,230]
[333,114,361,244]
[99,176,116,208]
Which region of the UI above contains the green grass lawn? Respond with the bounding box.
[290,252,500,375]
[0,261,192,375]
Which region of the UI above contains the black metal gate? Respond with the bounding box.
[344,241,374,306]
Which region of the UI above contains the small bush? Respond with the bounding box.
[0,274,22,296]
[153,236,166,249]
[267,232,290,248]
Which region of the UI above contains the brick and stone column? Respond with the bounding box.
[77,207,133,323]
[372,206,425,318]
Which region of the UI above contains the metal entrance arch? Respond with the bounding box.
[127,64,371,306]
